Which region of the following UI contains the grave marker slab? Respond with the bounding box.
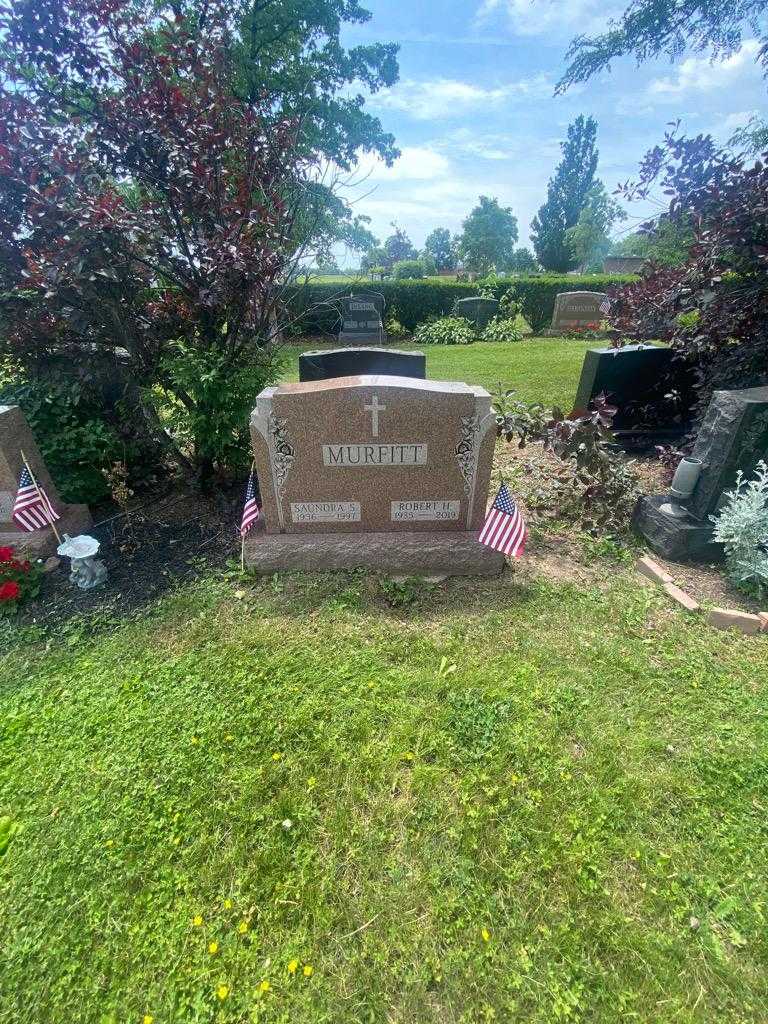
[0,405,92,557]
[549,291,608,334]
[634,386,768,561]
[246,375,503,576]
[299,347,425,382]
[452,296,499,332]
[338,293,385,345]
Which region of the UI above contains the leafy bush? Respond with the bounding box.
[493,390,638,535]
[385,318,410,341]
[482,316,523,343]
[711,461,768,599]
[154,345,285,478]
[610,131,768,419]
[393,260,424,280]
[288,275,635,335]
[0,373,127,504]
[0,546,42,615]
[413,317,475,346]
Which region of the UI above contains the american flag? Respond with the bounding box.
[599,295,611,315]
[240,471,260,537]
[13,464,60,532]
[478,482,527,558]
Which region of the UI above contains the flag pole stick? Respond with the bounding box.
[19,449,63,544]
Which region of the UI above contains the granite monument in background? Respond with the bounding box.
[548,291,608,334]
[338,293,386,345]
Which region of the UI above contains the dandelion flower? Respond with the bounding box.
[224,899,233,910]
[105,839,114,848]
[481,928,491,942]
[225,734,234,742]
[143,1016,154,1024]
[192,915,203,927]
[303,965,314,977]
[282,818,293,831]
[209,941,219,955]
[237,921,249,934]
[216,984,229,1001]
[259,980,271,993]
[271,752,282,761]
[191,736,200,745]
[287,959,298,974]
[307,776,317,788]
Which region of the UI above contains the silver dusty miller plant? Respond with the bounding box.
[711,460,768,598]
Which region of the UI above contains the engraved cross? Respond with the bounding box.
[364,394,386,437]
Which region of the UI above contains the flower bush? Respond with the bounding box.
[0,546,41,614]
[481,316,523,343]
[412,316,475,346]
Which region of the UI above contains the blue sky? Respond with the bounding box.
[336,0,766,259]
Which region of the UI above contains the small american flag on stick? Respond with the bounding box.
[13,464,60,532]
[240,470,260,537]
[478,482,527,558]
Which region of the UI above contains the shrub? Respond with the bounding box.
[0,373,128,504]
[393,260,424,280]
[711,461,768,600]
[385,318,410,341]
[413,317,475,346]
[610,130,768,419]
[482,317,523,343]
[0,547,42,615]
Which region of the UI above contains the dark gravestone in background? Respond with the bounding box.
[298,347,426,383]
[633,385,768,561]
[573,345,696,448]
[339,293,385,345]
[452,297,499,332]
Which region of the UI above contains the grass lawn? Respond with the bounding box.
[282,338,594,411]
[1,567,767,1022]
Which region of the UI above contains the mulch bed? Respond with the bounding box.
[18,485,243,629]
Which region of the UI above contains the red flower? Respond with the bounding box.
[0,581,21,602]
[0,546,14,563]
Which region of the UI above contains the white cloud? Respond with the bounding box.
[475,0,624,38]
[649,39,761,96]
[353,146,451,183]
[370,74,554,120]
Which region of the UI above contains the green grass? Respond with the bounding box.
[1,569,767,1023]
[283,338,594,411]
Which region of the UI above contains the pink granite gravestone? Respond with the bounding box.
[245,375,504,576]
[0,405,91,558]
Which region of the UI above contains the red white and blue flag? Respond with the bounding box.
[13,465,60,532]
[478,482,527,558]
[240,471,260,537]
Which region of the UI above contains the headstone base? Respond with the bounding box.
[0,504,92,560]
[244,525,505,577]
[632,495,722,563]
[338,331,386,346]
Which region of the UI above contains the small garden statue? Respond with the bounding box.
[57,535,108,590]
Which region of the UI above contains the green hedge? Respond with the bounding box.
[286,275,636,336]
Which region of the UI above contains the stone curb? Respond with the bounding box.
[637,556,768,634]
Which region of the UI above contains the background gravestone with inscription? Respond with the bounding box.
[246,374,504,576]
[548,291,608,334]
[0,405,91,557]
[338,293,386,345]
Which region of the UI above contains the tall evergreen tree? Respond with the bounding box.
[531,115,599,272]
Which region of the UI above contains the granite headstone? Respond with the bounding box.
[549,291,608,334]
[0,405,91,557]
[246,375,503,576]
[338,293,385,345]
[634,386,768,561]
[453,296,500,332]
[299,347,425,382]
